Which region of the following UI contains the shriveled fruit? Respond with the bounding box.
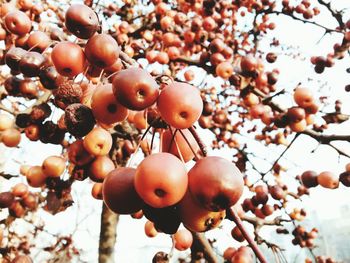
[64,103,95,137]
[0,192,15,208]
[134,153,188,208]
[188,156,244,211]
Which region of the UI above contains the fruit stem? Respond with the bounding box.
[188,126,207,157]
[227,208,267,263]
[178,129,200,161]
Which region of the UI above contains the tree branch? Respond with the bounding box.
[98,204,119,263]
[226,208,267,263]
[190,232,218,263]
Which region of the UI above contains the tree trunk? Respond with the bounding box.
[98,204,119,263]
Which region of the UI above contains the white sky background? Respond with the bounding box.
[1,0,350,262]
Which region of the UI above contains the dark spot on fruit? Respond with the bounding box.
[63,68,72,74]
[154,188,166,198]
[179,111,188,119]
[107,103,117,113]
[137,89,146,98]
[211,194,230,211]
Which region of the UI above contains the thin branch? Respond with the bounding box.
[316,0,344,28]
[188,126,207,157]
[226,208,267,263]
[263,133,300,176]
[264,10,342,34]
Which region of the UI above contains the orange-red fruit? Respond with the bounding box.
[0,114,14,131]
[290,119,307,132]
[26,166,47,188]
[102,167,142,214]
[240,55,257,73]
[65,4,100,39]
[88,155,115,182]
[42,156,66,178]
[51,42,86,77]
[184,70,195,81]
[216,61,234,79]
[231,226,245,242]
[27,31,51,52]
[83,127,113,156]
[133,111,147,130]
[293,87,314,108]
[12,183,29,197]
[112,68,159,111]
[250,104,265,119]
[91,84,129,125]
[134,153,188,208]
[1,128,21,147]
[346,163,350,172]
[68,140,94,166]
[188,156,244,211]
[161,128,199,162]
[179,190,226,232]
[223,247,237,261]
[157,82,203,129]
[145,220,158,237]
[20,165,31,176]
[4,10,31,36]
[84,34,119,68]
[173,229,193,251]
[92,183,103,200]
[318,171,339,189]
[11,255,33,263]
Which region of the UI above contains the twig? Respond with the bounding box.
[226,208,267,263]
[188,126,207,157]
[263,133,300,176]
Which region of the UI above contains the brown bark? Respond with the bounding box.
[98,204,119,263]
[190,232,218,263]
